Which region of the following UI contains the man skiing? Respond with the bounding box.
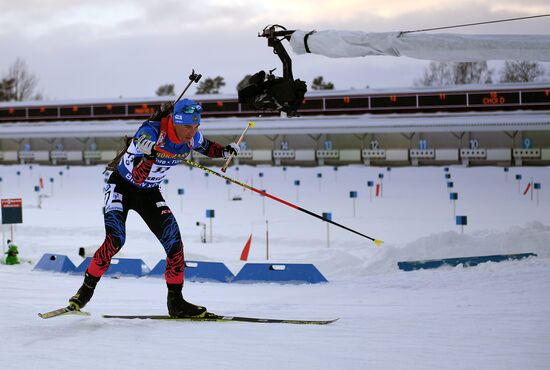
[68,99,239,318]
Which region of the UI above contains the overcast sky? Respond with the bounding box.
[1,0,549,100]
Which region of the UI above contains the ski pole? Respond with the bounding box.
[174,156,382,246]
[221,121,254,173]
[155,145,382,245]
[175,70,202,104]
[150,70,202,149]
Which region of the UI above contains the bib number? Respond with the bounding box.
[104,184,123,213]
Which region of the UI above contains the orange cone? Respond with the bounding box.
[240,234,252,261]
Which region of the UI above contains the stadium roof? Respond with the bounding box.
[1,110,549,139]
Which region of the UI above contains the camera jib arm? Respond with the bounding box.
[237,25,307,117]
[260,25,296,81]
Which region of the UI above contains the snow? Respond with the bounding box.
[0,163,549,369]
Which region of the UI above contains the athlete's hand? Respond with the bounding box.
[222,142,240,159]
[149,101,174,121]
[136,134,156,157]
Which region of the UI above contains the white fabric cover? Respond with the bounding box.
[289,30,550,61]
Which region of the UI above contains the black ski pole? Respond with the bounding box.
[149,70,202,122]
[175,70,202,104]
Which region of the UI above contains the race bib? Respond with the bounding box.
[104,184,123,213]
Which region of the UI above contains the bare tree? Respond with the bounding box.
[5,58,39,101]
[415,62,453,87]
[311,76,334,90]
[454,62,493,85]
[196,76,225,94]
[499,61,546,83]
[415,61,493,87]
[156,84,175,96]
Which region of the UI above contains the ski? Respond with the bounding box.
[38,306,91,319]
[102,312,338,325]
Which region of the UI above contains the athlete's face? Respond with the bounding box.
[174,123,199,143]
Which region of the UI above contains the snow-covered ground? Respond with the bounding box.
[0,163,549,370]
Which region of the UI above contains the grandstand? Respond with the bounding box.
[1,83,549,167]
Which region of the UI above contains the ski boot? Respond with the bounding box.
[68,271,100,311]
[167,283,207,318]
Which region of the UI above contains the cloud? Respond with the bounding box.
[4,0,549,38]
[1,0,549,99]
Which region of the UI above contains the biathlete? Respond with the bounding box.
[68,99,239,317]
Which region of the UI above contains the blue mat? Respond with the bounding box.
[73,257,150,277]
[33,253,76,273]
[232,263,328,284]
[398,253,537,271]
[149,260,234,283]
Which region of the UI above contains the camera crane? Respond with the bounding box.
[237,25,306,117]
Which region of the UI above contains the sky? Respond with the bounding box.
[1,0,550,100]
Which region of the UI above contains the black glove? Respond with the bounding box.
[149,101,174,121]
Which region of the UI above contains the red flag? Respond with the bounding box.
[375,184,381,197]
[523,182,532,195]
[39,177,44,189]
[240,234,252,261]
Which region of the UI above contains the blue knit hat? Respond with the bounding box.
[173,99,202,125]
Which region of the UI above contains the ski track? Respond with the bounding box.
[0,164,549,369]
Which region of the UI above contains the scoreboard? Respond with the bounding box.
[1,87,549,122]
[319,88,549,111]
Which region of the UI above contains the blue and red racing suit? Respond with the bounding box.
[87,117,224,284]
[117,117,223,188]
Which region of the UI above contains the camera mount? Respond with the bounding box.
[237,25,307,117]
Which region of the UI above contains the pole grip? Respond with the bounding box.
[175,70,202,104]
[221,121,254,173]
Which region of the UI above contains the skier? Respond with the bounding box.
[4,240,20,265]
[68,99,239,318]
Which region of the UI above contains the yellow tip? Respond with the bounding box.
[248,121,255,128]
[373,239,383,247]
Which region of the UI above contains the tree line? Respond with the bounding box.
[415,60,547,87]
[156,60,546,96]
[156,61,548,95]
[156,74,335,97]
[0,58,548,102]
